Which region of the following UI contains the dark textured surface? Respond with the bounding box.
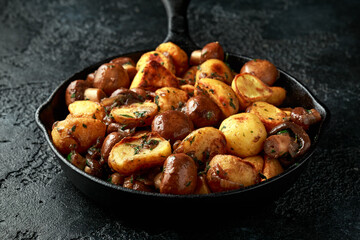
[0,0,359,239]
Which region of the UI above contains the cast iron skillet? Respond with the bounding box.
[35,0,330,208]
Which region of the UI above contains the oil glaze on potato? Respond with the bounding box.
[160,153,197,195]
[195,78,239,118]
[196,59,233,85]
[154,87,188,112]
[108,132,171,175]
[262,155,284,180]
[220,113,267,158]
[266,86,286,106]
[206,155,260,193]
[68,100,105,120]
[136,51,176,75]
[51,117,106,155]
[156,42,189,76]
[174,127,227,168]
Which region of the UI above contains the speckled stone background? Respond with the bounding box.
[0,0,359,239]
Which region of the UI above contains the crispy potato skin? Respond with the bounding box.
[51,117,106,155]
[111,101,158,127]
[136,51,176,75]
[195,78,239,118]
[154,87,188,112]
[220,113,267,158]
[181,66,198,85]
[160,153,197,195]
[231,73,273,110]
[174,127,227,167]
[240,59,279,86]
[206,155,260,193]
[68,100,105,120]
[266,86,286,106]
[156,42,189,76]
[242,155,264,173]
[262,155,284,180]
[93,63,130,95]
[108,132,171,175]
[246,101,287,132]
[196,59,233,85]
[130,60,179,91]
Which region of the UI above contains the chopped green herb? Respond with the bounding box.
[70,93,76,98]
[82,124,87,128]
[71,125,76,132]
[154,95,159,105]
[209,89,215,94]
[259,172,267,180]
[120,114,134,118]
[229,98,236,109]
[277,130,289,135]
[133,111,147,118]
[92,114,96,119]
[185,181,192,187]
[206,111,214,120]
[268,117,274,120]
[67,152,73,162]
[220,125,226,131]
[190,136,196,145]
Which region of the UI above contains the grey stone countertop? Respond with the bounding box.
[0,0,359,239]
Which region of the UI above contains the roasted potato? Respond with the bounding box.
[51,117,106,155]
[136,51,176,75]
[93,63,130,95]
[156,42,189,76]
[180,84,195,97]
[110,101,158,127]
[130,60,179,91]
[195,78,239,118]
[174,127,227,168]
[231,73,273,110]
[240,59,279,86]
[68,100,105,120]
[154,87,188,112]
[206,154,260,192]
[151,110,194,144]
[262,155,284,180]
[219,113,267,158]
[180,66,198,85]
[242,155,264,173]
[246,101,287,131]
[196,59,233,85]
[108,132,171,175]
[266,86,286,106]
[160,153,197,195]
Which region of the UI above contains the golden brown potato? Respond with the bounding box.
[184,95,222,128]
[195,78,239,118]
[136,51,176,75]
[242,155,264,173]
[206,155,260,193]
[110,101,158,127]
[266,86,286,106]
[154,87,188,112]
[180,84,195,97]
[262,155,284,180]
[65,80,87,106]
[156,42,189,76]
[219,113,267,158]
[108,132,171,175]
[196,59,233,85]
[245,101,287,132]
[93,63,130,95]
[151,110,194,144]
[51,117,106,155]
[240,59,279,86]
[68,100,106,121]
[130,60,179,91]
[174,127,227,168]
[180,66,198,85]
[160,153,197,195]
[231,73,273,110]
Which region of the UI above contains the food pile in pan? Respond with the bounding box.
[51,41,321,194]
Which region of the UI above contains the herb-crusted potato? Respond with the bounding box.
[245,101,287,131]
[219,113,267,158]
[68,100,105,120]
[108,132,171,175]
[136,51,176,75]
[111,101,158,127]
[180,66,198,85]
[156,42,189,76]
[174,127,227,168]
[154,87,188,112]
[196,59,233,85]
[51,117,106,155]
[130,60,179,91]
[231,73,272,110]
[195,78,239,118]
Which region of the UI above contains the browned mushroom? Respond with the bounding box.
[291,107,321,130]
[266,122,311,158]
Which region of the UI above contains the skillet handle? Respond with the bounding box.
[161,0,198,53]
